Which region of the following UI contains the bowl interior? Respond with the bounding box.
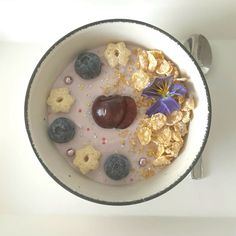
[25,20,210,205]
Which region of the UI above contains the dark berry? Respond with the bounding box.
[74,52,101,80]
[117,96,137,129]
[48,117,76,143]
[92,95,126,128]
[104,154,131,180]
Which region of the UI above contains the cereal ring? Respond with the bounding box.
[73,145,101,174]
[47,87,75,113]
[104,42,131,68]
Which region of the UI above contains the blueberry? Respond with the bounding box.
[104,154,131,180]
[48,117,76,143]
[74,52,101,80]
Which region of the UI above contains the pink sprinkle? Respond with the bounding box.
[87,128,90,131]
[78,109,82,112]
[102,137,106,140]
[66,148,75,157]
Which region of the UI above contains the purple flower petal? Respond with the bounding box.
[146,96,180,116]
[142,76,173,99]
[169,83,187,96]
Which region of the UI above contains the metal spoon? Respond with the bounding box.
[184,34,212,179]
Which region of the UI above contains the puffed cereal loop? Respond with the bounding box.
[104,42,131,68]
[47,87,75,113]
[73,145,101,174]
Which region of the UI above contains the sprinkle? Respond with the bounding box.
[78,109,82,112]
[66,148,75,157]
[102,138,107,144]
[64,76,73,85]
[139,157,147,167]
[86,128,90,131]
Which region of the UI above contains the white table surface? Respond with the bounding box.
[1,0,236,235]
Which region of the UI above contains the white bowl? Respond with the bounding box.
[24,19,211,205]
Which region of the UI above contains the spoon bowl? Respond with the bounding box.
[184,34,212,74]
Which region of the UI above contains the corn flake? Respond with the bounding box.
[152,155,171,167]
[167,110,183,125]
[156,60,172,75]
[182,97,195,111]
[165,142,183,158]
[154,143,165,158]
[172,129,183,143]
[137,49,148,71]
[152,126,171,146]
[131,70,150,91]
[147,51,158,72]
[137,127,152,145]
[174,121,188,137]
[150,113,167,130]
[182,111,192,123]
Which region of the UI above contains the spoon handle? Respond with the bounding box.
[191,156,203,179]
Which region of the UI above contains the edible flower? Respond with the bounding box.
[142,76,187,116]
